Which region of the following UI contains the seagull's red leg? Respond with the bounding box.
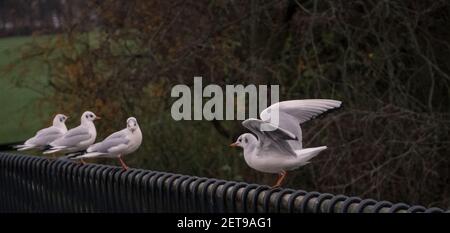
[118,155,129,170]
[272,179,281,188]
[272,170,287,188]
[80,159,86,165]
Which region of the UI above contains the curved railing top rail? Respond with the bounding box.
[0,152,447,213]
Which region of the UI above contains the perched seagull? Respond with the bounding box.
[68,117,142,170]
[43,111,100,155]
[15,114,68,151]
[230,99,342,188]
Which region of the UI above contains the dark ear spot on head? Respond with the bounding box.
[244,138,248,143]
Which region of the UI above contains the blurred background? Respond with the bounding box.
[0,0,449,208]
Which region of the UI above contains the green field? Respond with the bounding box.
[0,32,112,144]
[0,36,50,144]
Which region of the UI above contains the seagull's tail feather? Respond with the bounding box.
[43,149,60,154]
[43,146,66,154]
[72,152,106,159]
[15,144,35,151]
[295,146,327,165]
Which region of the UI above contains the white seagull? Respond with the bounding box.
[69,117,142,170]
[15,114,68,151]
[230,99,342,187]
[43,111,100,155]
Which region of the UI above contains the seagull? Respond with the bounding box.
[14,114,68,151]
[230,99,342,187]
[68,117,142,170]
[43,111,100,155]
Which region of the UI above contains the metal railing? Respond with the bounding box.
[0,152,447,213]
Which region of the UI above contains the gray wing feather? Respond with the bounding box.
[26,126,64,145]
[242,118,297,157]
[88,137,129,153]
[64,126,90,138]
[35,126,63,137]
[28,133,63,146]
[104,129,127,140]
[52,132,91,147]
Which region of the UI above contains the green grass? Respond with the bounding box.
[0,36,50,144]
[0,32,102,144]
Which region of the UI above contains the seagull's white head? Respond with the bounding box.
[126,117,139,132]
[53,114,68,126]
[230,133,257,150]
[81,111,100,123]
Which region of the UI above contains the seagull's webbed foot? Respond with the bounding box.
[272,170,287,188]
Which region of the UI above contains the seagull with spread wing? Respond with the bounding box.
[43,111,100,155]
[230,99,342,187]
[15,114,68,151]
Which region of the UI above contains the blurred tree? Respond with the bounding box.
[0,0,94,36]
[4,0,450,208]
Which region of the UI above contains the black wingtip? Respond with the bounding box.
[64,150,87,159]
[312,102,344,121]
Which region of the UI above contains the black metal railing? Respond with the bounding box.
[0,152,447,213]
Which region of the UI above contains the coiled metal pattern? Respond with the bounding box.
[0,153,446,213]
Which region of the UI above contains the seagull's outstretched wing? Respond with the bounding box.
[260,99,342,124]
[242,118,297,157]
[259,99,342,150]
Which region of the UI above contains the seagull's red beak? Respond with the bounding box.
[229,143,238,147]
[95,116,101,120]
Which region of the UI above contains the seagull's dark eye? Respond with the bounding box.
[238,139,242,142]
